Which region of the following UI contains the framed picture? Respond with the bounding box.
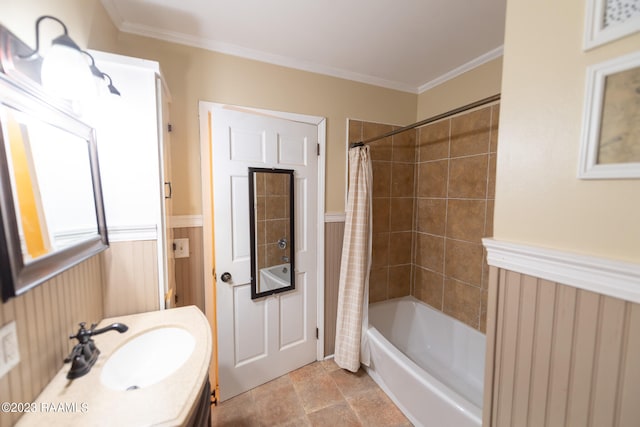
[584,0,640,50]
[578,50,640,179]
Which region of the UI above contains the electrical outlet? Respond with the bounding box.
[174,238,189,258]
[0,321,20,378]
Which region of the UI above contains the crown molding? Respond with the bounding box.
[101,0,503,95]
[418,46,504,94]
[116,21,419,94]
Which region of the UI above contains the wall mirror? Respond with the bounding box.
[0,67,108,302]
[248,167,295,299]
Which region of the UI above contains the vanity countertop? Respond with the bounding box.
[16,305,212,427]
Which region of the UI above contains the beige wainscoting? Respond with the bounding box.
[324,219,345,357]
[102,241,159,317]
[174,227,205,312]
[483,267,640,427]
[0,256,104,427]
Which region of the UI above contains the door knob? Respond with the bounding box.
[220,272,232,283]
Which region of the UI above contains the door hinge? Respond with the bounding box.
[316,327,319,339]
[167,123,173,132]
[317,143,320,156]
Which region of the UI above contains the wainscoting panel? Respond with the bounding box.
[484,268,640,427]
[174,227,205,312]
[0,256,104,427]
[102,241,159,317]
[324,221,345,357]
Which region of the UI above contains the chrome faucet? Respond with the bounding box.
[64,322,128,379]
[282,255,290,263]
[278,238,287,250]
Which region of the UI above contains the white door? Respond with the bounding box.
[212,107,318,401]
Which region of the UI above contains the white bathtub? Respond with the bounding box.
[365,296,485,427]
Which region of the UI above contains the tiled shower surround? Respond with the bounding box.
[255,171,291,270]
[348,103,499,332]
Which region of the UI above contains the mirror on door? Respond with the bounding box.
[248,167,295,299]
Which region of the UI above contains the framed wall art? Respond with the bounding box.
[584,0,640,50]
[578,50,640,179]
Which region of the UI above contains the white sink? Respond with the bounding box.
[100,327,195,391]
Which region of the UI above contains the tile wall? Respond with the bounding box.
[348,120,416,303]
[255,171,291,269]
[414,104,499,332]
[348,102,499,332]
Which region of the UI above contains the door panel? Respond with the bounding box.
[230,175,250,263]
[233,284,267,365]
[280,273,306,348]
[278,135,307,165]
[296,177,309,252]
[230,129,265,162]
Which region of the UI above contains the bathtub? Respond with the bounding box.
[365,296,485,427]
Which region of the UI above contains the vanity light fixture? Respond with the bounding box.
[102,72,121,96]
[20,15,120,99]
[82,49,105,78]
[82,50,121,96]
[22,15,94,100]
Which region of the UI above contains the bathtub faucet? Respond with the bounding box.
[282,255,290,263]
[64,322,128,380]
[278,238,288,250]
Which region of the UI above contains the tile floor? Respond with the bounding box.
[211,359,412,426]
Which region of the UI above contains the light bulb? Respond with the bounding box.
[40,42,97,101]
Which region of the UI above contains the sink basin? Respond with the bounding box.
[100,327,195,391]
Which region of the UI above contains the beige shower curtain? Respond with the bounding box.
[334,145,372,373]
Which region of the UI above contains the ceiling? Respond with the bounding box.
[100,0,506,94]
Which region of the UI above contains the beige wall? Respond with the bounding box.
[2,1,506,217]
[113,34,417,214]
[417,57,503,121]
[0,0,120,56]
[495,1,640,263]
[1,1,417,215]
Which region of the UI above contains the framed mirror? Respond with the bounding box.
[248,167,295,299]
[0,73,108,302]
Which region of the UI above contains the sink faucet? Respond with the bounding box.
[64,322,128,379]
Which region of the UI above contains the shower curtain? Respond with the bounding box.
[334,145,373,373]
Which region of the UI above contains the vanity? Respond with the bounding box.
[16,306,212,427]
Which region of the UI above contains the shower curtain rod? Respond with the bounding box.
[349,93,501,149]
